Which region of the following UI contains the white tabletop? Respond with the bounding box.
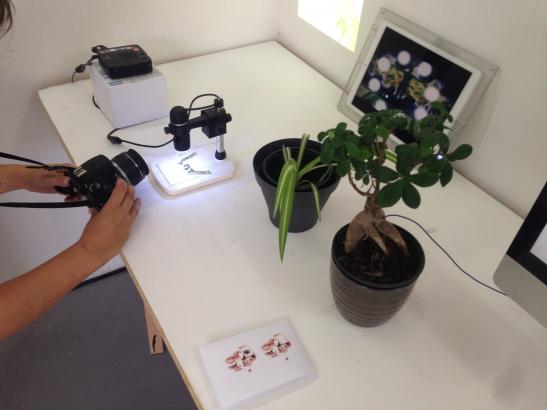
[39,41,547,409]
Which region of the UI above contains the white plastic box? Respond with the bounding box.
[90,61,168,128]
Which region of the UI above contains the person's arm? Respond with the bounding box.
[0,164,71,194]
[0,179,141,340]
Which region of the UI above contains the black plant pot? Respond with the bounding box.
[253,138,340,232]
[330,224,425,327]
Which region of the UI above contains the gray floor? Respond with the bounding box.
[0,272,197,410]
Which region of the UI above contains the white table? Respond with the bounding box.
[39,41,547,409]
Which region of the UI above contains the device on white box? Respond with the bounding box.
[90,61,168,128]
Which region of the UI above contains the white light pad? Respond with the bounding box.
[151,145,235,195]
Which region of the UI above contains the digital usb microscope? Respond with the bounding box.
[150,97,236,195]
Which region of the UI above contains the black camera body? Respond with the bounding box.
[57,150,149,210]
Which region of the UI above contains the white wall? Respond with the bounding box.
[279,0,547,218]
[0,0,280,281]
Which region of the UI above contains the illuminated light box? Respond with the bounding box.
[151,145,235,195]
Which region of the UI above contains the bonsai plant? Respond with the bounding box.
[276,102,473,326]
[253,136,340,242]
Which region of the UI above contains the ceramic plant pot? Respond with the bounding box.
[253,138,340,232]
[330,224,425,327]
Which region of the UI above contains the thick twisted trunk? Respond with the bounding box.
[344,195,408,255]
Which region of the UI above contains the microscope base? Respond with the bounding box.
[150,145,235,195]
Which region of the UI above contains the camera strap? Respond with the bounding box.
[0,152,91,209]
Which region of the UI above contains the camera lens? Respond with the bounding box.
[111,149,149,186]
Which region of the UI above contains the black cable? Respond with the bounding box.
[101,94,219,149]
[0,200,90,209]
[107,128,173,148]
[71,56,98,83]
[386,214,507,296]
[92,95,100,109]
[188,93,220,113]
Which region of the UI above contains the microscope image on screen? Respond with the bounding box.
[352,27,472,143]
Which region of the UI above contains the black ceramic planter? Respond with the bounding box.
[330,224,425,327]
[253,138,340,233]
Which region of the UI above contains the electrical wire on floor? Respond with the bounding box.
[386,214,507,297]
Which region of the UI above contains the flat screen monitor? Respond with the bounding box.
[494,181,547,328]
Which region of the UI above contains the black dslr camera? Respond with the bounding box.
[56,149,149,210]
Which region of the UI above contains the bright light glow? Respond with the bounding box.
[151,145,235,196]
[298,0,364,52]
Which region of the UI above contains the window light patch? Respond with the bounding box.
[298,0,364,52]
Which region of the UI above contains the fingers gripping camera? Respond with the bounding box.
[57,149,149,210]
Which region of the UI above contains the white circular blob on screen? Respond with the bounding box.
[374,100,387,111]
[425,86,441,102]
[368,78,381,92]
[377,57,391,72]
[398,51,411,65]
[414,107,428,120]
[417,62,433,77]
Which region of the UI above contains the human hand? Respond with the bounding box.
[77,178,141,265]
[17,164,72,194]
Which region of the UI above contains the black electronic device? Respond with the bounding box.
[163,97,232,159]
[72,44,152,82]
[95,44,152,79]
[0,150,149,210]
[57,149,149,210]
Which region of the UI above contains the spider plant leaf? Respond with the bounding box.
[298,156,321,179]
[296,133,310,169]
[301,180,321,220]
[278,164,298,261]
[273,159,297,218]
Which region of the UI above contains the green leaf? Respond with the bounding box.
[336,159,351,176]
[395,143,418,174]
[447,144,472,161]
[317,131,329,142]
[320,142,335,163]
[439,133,450,153]
[296,133,310,169]
[409,172,439,187]
[422,156,444,173]
[298,157,322,179]
[375,125,390,139]
[273,159,297,218]
[419,131,440,159]
[430,101,446,112]
[377,179,404,208]
[344,141,361,159]
[402,179,421,209]
[334,122,347,136]
[371,165,399,183]
[440,161,453,187]
[278,163,298,261]
[385,150,397,164]
[302,180,321,221]
[352,159,367,180]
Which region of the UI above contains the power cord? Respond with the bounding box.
[71,56,99,83]
[385,214,507,296]
[107,128,173,148]
[90,96,174,148]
